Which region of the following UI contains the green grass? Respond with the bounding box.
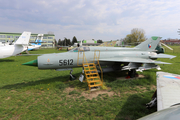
[0,46,179,120]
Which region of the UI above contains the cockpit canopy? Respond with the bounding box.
[69,46,90,52]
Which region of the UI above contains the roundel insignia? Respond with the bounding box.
[148,44,151,48]
[47,59,50,62]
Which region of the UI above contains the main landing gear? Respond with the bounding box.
[70,70,76,80]
[146,90,157,109]
[127,69,138,78]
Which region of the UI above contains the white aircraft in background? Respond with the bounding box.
[27,34,43,51]
[0,40,13,46]
[139,71,180,120]
[0,31,31,59]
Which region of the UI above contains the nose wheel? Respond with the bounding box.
[70,70,76,80]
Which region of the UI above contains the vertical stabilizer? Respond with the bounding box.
[15,31,31,45]
[80,40,82,46]
[134,36,161,51]
[33,34,43,45]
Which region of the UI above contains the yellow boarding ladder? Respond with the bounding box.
[78,49,103,90]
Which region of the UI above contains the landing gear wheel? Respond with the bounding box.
[146,90,157,109]
[128,69,137,78]
[69,70,76,81]
[70,75,76,81]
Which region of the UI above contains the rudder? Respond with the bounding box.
[134,36,161,51]
[15,31,31,45]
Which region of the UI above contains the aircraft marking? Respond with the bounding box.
[59,59,73,66]
[152,36,158,40]
[148,44,151,48]
[163,75,180,80]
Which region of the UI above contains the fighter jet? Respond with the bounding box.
[22,36,175,79]
[0,31,31,59]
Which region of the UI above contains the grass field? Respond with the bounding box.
[0,46,179,120]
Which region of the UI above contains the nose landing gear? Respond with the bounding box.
[70,70,76,80]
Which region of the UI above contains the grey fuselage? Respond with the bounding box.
[37,46,151,70]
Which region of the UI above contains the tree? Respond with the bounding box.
[58,39,62,45]
[67,39,71,46]
[124,28,146,45]
[72,36,77,45]
[54,39,57,46]
[97,39,103,43]
[63,37,69,46]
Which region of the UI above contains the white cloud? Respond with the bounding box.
[0,0,180,40]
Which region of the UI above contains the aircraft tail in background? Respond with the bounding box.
[28,34,43,51]
[134,36,161,51]
[31,34,44,46]
[15,31,31,45]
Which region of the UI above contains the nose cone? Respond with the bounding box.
[22,59,38,67]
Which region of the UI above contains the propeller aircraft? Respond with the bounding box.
[0,31,31,59]
[139,71,180,120]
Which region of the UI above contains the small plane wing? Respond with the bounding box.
[17,54,43,56]
[156,72,180,111]
[99,57,171,64]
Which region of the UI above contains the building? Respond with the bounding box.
[161,39,180,45]
[0,32,55,48]
[80,40,101,46]
[99,40,118,47]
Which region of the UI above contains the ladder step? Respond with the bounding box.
[83,65,96,68]
[85,72,98,75]
[87,80,102,83]
[84,67,96,70]
[86,76,99,78]
[88,84,102,88]
[84,69,97,72]
[85,69,97,71]
[86,76,100,79]
[86,73,98,75]
[87,79,101,82]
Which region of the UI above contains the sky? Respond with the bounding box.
[0,0,180,41]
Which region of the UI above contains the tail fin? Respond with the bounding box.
[35,34,43,45]
[31,34,43,46]
[80,40,82,46]
[134,36,161,51]
[15,31,31,45]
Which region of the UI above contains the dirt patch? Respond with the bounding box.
[11,114,21,120]
[139,74,145,78]
[65,87,74,93]
[81,90,117,100]
[150,85,156,90]
[64,87,119,100]
[10,90,17,93]
[136,86,146,90]
[26,91,31,95]
[6,97,10,100]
